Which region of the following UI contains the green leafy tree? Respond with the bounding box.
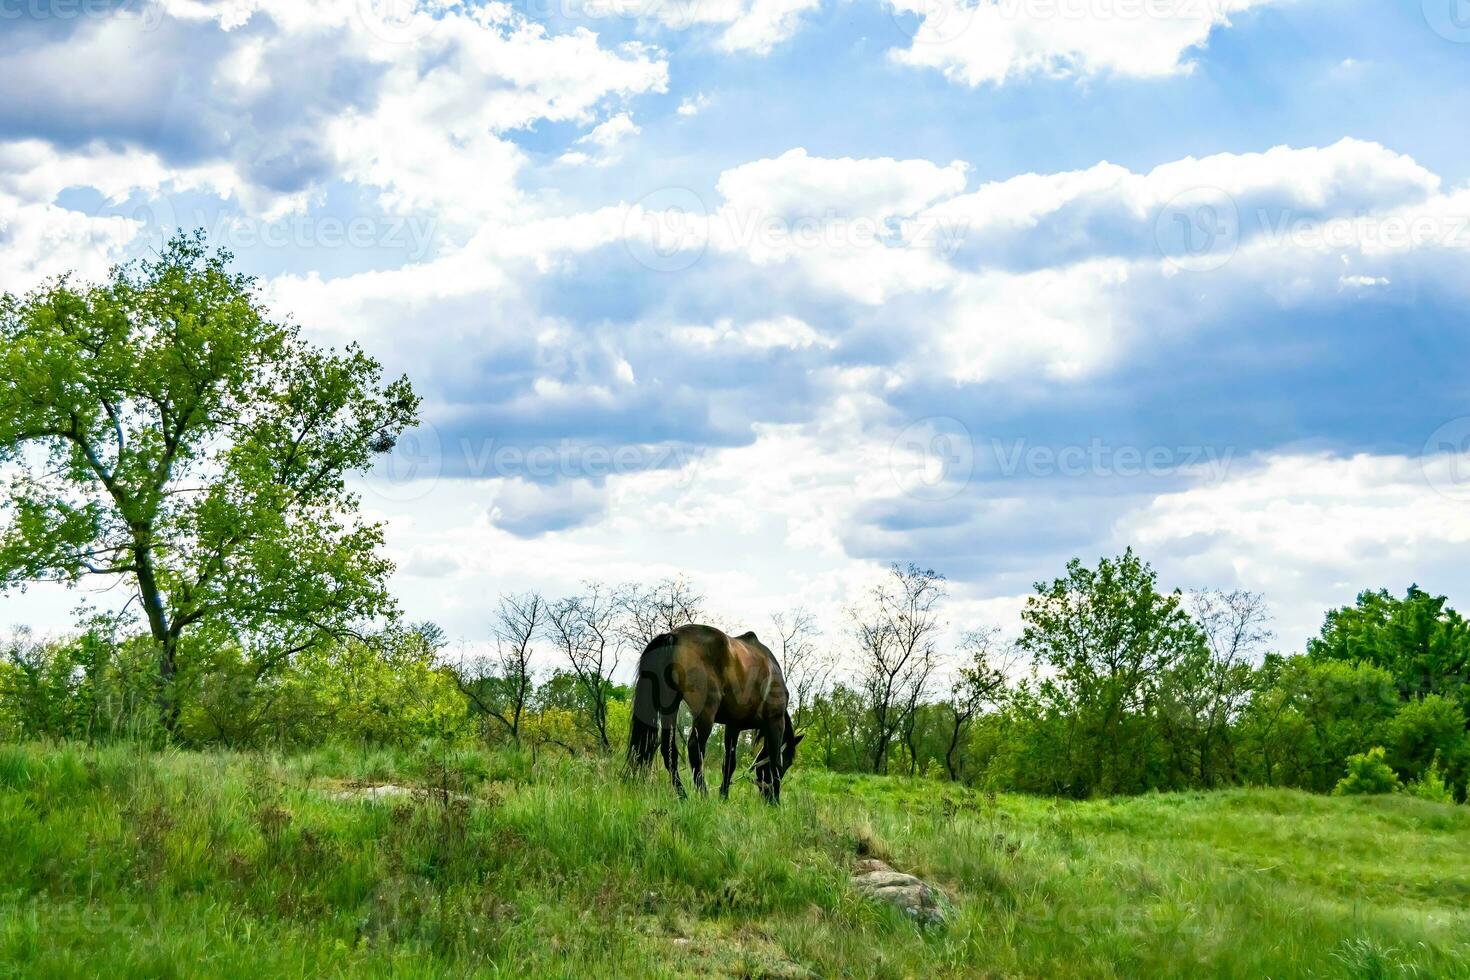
[284,624,468,746]
[1385,694,1467,788]
[1237,658,1399,792]
[1020,549,1207,796]
[1290,659,1400,792]
[0,233,418,729]
[1309,586,1470,708]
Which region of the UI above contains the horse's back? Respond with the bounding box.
[645,624,787,723]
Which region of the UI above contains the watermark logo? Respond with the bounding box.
[889,416,975,501]
[360,423,708,503]
[82,191,179,265]
[1422,417,1470,502]
[1154,187,1240,273]
[623,187,709,273]
[364,422,444,503]
[357,0,440,45]
[1423,0,1470,42]
[891,0,977,45]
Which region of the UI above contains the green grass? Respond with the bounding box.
[0,743,1467,978]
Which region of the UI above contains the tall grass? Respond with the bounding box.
[0,742,1467,977]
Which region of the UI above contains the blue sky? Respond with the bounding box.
[2,0,1469,656]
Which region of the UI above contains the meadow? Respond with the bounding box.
[1,743,1467,979]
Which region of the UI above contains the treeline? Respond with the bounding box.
[804,555,1468,802]
[4,551,1468,803]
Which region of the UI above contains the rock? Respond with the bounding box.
[329,783,418,802]
[850,859,949,927]
[327,783,470,804]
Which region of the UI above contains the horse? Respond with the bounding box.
[627,624,802,803]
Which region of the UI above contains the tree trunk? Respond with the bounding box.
[133,535,179,734]
[944,713,966,781]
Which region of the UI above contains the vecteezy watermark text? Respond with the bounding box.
[1156,189,1470,273]
[0,0,163,27]
[887,417,1238,500]
[364,425,706,502]
[990,438,1235,480]
[623,191,970,272]
[180,209,438,260]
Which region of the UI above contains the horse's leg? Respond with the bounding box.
[660,711,686,799]
[719,724,739,800]
[756,716,783,805]
[689,712,715,797]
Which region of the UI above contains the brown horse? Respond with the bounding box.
[627,624,801,803]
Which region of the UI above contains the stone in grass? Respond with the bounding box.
[327,783,470,804]
[851,858,950,927]
[330,783,417,802]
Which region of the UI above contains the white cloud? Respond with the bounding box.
[674,316,837,350]
[717,147,969,222]
[922,139,1438,255]
[0,1,667,231]
[558,112,642,167]
[0,138,240,291]
[1119,452,1470,645]
[615,0,820,54]
[715,0,823,53]
[929,259,1132,381]
[886,0,1284,86]
[677,93,712,116]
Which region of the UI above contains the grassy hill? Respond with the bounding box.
[1,744,1467,978]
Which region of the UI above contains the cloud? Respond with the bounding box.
[717,147,969,222]
[920,138,1439,271]
[714,0,823,53]
[677,93,712,116]
[1118,452,1470,645]
[614,0,820,54]
[488,478,609,536]
[674,315,837,350]
[258,137,1470,477]
[558,112,642,167]
[0,1,667,227]
[885,0,1284,86]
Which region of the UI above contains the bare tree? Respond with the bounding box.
[452,592,544,745]
[771,607,831,729]
[546,582,624,749]
[617,575,705,650]
[1189,588,1272,786]
[941,627,1017,780]
[850,564,946,774]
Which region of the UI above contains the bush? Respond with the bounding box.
[1333,747,1401,796]
[1387,694,1467,786]
[1405,754,1457,804]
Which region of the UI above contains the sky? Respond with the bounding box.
[2,0,1469,663]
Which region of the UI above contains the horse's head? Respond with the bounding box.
[780,729,804,776]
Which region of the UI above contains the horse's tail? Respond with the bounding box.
[627,631,676,771]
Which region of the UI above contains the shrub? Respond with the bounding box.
[1387,694,1468,787]
[1405,753,1457,804]
[1333,747,1401,796]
